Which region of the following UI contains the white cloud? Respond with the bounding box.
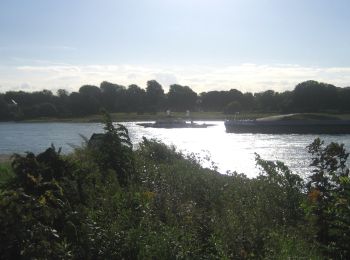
[0,63,350,93]
[153,73,179,91]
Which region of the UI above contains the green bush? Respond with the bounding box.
[305,138,350,258]
[0,162,13,189]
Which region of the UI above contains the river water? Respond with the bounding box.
[1,121,350,177]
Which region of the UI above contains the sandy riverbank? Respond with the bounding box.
[0,154,11,163]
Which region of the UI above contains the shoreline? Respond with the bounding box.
[0,112,279,123]
[0,154,11,163]
[0,112,228,123]
[1,112,350,124]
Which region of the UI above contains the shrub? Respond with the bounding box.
[305,138,350,258]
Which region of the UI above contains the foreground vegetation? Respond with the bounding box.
[0,115,349,259]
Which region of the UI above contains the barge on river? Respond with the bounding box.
[137,119,214,129]
[225,114,350,134]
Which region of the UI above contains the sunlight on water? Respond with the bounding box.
[1,121,350,177]
[125,121,350,177]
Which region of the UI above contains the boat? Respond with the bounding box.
[137,118,214,128]
[224,114,350,134]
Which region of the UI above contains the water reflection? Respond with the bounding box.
[125,121,350,177]
[1,121,350,177]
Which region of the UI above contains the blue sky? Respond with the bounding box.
[1,0,350,93]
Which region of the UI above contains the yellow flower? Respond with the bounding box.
[38,195,46,205]
[308,188,321,203]
[143,191,155,200]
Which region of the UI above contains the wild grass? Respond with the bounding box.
[0,162,13,189]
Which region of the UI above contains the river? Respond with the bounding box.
[1,121,350,177]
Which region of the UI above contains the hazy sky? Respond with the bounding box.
[1,0,350,93]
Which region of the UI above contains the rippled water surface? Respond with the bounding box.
[1,121,350,177]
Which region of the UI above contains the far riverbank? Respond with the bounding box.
[0,155,11,163]
[3,111,350,123]
[2,111,241,123]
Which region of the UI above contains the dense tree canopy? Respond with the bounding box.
[0,80,349,120]
[126,84,146,113]
[293,80,339,112]
[146,80,165,113]
[100,81,126,112]
[168,84,197,111]
[200,89,244,111]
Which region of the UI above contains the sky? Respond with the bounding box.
[1,0,350,93]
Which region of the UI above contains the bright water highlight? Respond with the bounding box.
[1,121,350,177]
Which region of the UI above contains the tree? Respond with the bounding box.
[293,80,338,112]
[38,103,58,117]
[55,89,71,116]
[100,81,126,112]
[255,154,304,226]
[199,89,243,112]
[167,84,197,111]
[91,111,134,186]
[0,146,81,259]
[337,87,350,112]
[79,85,101,97]
[57,89,69,98]
[73,85,102,115]
[224,101,241,114]
[69,92,99,116]
[0,95,11,120]
[278,91,293,113]
[200,91,225,111]
[146,80,165,112]
[241,92,255,111]
[306,138,350,258]
[32,90,55,105]
[126,84,146,113]
[254,90,280,111]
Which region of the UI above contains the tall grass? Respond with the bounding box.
[0,162,13,189]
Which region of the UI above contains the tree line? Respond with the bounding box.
[1,79,350,120]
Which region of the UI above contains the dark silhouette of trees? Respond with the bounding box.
[74,85,101,115]
[224,101,242,114]
[100,81,126,112]
[200,89,243,112]
[36,103,58,117]
[200,91,226,111]
[278,91,294,113]
[3,90,59,118]
[293,80,338,112]
[0,94,11,120]
[338,87,350,112]
[69,92,89,116]
[0,79,349,121]
[167,84,197,111]
[57,89,69,98]
[79,85,101,97]
[126,84,146,113]
[55,89,70,116]
[241,92,255,111]
[146,80,165,113]
[255,90,280,111]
